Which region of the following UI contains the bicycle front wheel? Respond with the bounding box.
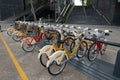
[48,56,67,76]
[7,28,15,36]
[21,42,36,52]
[12,33,22,42]
[77,41,88,58]
[87,43,99,61]
[43,30,58,45]
[63,38,74,52]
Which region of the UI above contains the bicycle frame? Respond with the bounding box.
[93,42,103,51]
[38,29,72,61]
[12,23,33,36]
[7,21,27,36]
[21,32,45,45]
[46,44,79,67]
[46,27,92,66]
[38,43,63,59]
[93,36,106,51]
[46,35,80,67]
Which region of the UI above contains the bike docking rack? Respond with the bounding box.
[85,38,120,78]
[0,25,3,32]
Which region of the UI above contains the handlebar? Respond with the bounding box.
[109,30,112,32]
[84,37,97,41]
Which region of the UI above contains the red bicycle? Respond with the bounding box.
[21,26,53,52]
[87,30,112,61]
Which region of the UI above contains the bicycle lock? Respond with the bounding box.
[85,37,120,78]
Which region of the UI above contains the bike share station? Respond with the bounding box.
[69,38,120,80]
[0,21,120,80]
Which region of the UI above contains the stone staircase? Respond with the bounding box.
[66,6,108,25]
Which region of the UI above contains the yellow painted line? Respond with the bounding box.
[0,33,29,80]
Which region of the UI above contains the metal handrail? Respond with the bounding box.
[85,37,120,47]
[56,2,71,23]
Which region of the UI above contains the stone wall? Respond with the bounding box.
[113,1,120,25]
[0,0,40,20]
[0,0,24,20]
[91,0,116,23]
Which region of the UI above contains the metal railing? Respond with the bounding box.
[85,37,120,78]
[85,38,120,47]
[56,2,71,23]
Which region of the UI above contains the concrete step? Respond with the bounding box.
[66,6,108,25]
[68,58,120,80]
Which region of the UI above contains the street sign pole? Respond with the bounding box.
[30,0,37,21]
[23,0,26,21]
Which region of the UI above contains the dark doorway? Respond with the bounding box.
[112,1,120,25]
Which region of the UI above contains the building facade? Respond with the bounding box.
[0,0,40,20]
[91,0,120,25]
[0,0,24,20]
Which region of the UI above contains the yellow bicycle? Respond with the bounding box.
[11,22,40,42]
[7,21,24,36]
[46,30,88,75]
[38,28,74,67]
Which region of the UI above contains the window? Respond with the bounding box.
[118,0,120,2]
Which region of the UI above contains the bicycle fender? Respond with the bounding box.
[7,27,15,32]
[46,51,65,67]
[38,45,53,59]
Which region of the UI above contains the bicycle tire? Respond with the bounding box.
[39,49,55,67]
[100,50,105,55]
[76,41,88,58]
[39,53,49,67]
[100,44,106,55]
[69,39,76,53]
[21,41,36,52]
[48,56,67,76]
[43,30,59,45]
[7,29,14,36]
[63,38,74,52]
[87,42,99,61]
[12,33,22,42]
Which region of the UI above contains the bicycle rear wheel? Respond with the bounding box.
[48,56,67,76]
[77,41,88,58]
[87,43,99,61]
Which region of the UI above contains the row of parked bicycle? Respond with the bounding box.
[7,21,112,75]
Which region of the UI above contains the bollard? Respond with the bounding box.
[113,50,120,78]
[0,25,3,32]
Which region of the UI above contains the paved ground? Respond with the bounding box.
[0,22,120,80]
